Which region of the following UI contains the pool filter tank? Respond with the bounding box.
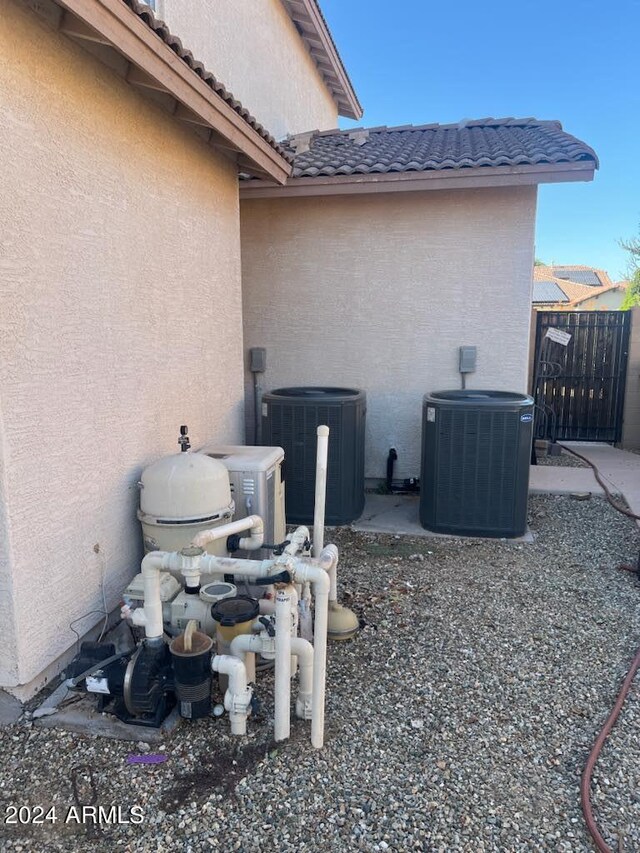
[137,426,234,557]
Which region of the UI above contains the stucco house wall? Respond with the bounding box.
[157,0,339,139]
[569,290,625,311]
[241,186,538,481]
[0,2,245,693]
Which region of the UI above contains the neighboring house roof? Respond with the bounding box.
[241,118,598,197]
[536,264,613,287]
[45,0,292,183]
[533,281,570,303]
[553,268,602,286]
[532,266,626,307]
[281,0,362,120]
[569,281,626,307]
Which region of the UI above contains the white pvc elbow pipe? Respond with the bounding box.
[274,586,293,742]
[211,654,251,736]
[313,426,329,558]
[229,633,263,684]
[191,515,264,551]
[291,637,314,720]
[316,543,339,604]
[258,597,275,616]
[291,562,330,749]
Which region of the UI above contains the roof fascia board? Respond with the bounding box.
[240,161,596,199]
[52,0,291,184]
[282,0,362,119]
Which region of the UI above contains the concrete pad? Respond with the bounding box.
[351,494,534,542]
[33,693,182,743]
[0,690,23,726]
[528,465,605,496]
[562,443,640,524]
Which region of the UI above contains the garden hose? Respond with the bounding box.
[557,443,640,522]
[556,442,640,851]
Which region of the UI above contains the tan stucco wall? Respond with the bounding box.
[158,0,339,139]
[0,2,245,690]
[576,290,626,311]
[621,307,640,450]
[241,187,538,481]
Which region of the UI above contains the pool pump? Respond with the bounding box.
[66,639,176,727]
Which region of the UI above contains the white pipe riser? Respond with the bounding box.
[274,586,293,742]
[313,426,329,558]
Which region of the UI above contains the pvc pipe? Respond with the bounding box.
[121,603,146,628]
[313,426,329,558]
[291,637,314,720]
[229,634,261,684]
[315,543,339,604]
[274,585,293,741]
[299,583,313,642]
[191,515,264,551]
[313,544,339,573]
[230,632,278,681]
[259,597,275,616]
[198,555,277,578]
[290,584,299,674]
[284,525,310,557]
[290,562,330,749]
[140,552,169,640]
[211,654,252,736]
[300,544,339,605]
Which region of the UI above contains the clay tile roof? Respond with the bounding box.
[284,118,597,178]
[122,0,292,163]
[532,266,624,306]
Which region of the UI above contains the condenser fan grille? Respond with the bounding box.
[262,387,366,525]
[420,390,534,538]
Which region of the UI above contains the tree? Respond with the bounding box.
[621,268,640,310]
[534,258,546,266]
[621,232,640,270]
[620,226,640,309]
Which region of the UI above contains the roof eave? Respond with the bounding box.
[240,160,596,199]
[281,0,362,120]
[40,0,292,184]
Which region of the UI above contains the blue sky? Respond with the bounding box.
[322,0,640,280]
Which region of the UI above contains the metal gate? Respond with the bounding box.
[533,311,631,442]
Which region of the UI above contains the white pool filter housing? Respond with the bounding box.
[200,444,286,559]
[137,447,234,558]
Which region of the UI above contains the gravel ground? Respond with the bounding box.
[534,451,589,469]
[1,495,639,853]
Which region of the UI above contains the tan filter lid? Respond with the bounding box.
[139,451,232,521]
